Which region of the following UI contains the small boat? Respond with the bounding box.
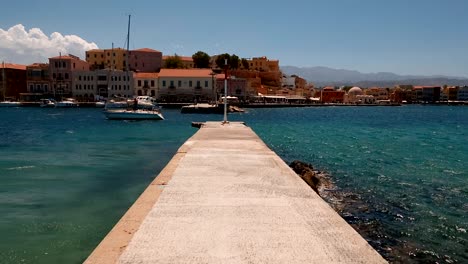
[104,108,164,120]
[95,101,106,108]
[40,99,55,108]
[105,98,131,109]
[55,98,79,108]
[0,101,21,107]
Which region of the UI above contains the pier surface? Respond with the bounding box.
[85,122,386,264]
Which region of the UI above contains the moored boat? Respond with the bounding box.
[55,98,79,108]
[103,108,164,120]
[0,101,21,107]
[40,99,55,108]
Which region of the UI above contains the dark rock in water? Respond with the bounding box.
[289,160,322,194]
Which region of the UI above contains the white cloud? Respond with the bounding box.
[0,24,98,64]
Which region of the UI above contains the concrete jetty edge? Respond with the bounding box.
[83,146,189,264]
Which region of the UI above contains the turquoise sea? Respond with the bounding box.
[0,106,466,263]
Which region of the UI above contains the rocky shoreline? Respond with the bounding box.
[289,160,447,264]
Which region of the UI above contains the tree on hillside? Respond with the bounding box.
[241,58,249,70]
[230,54,240,69]
[215,53,231,69]
[192,51,211,68]
[164,54,184,69]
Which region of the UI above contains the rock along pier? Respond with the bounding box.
[85,121,387,264]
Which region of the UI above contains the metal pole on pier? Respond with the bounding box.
[223,59,228,123]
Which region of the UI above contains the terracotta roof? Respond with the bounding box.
[134,48,161,53]
[0,63,27,70]
[49,55,76,60]
[27,63,49,68]
[87,49,104,52]
[413,86,440,89]
[159,69,214,78]
[134,72,159,78]
[162,55,193,62]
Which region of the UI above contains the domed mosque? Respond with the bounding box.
[347,86,363,103]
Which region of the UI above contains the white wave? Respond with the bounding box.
[6,165,36,170]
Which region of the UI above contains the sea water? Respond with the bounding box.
[0,105,466,263]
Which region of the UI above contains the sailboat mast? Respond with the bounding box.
[2,61,5,100]
[126,15,131,95]
[127,15,131,66]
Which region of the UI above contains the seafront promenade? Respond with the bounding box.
[85,121,386,264]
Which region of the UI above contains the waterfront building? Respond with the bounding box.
[458,86,468,101]
[22,63,50,101]
[129,48,162,72]
[134,72,158,97]
[0,63,27,101]
[158,69,218,102]
[244,56,280,72]
[411,86,424,102]
[345,86,364,103]
[49,54,89,98]
[72,69,133,101]
[418,86,441,102]
[86,48,127,71]
[447,86,459,101]
[356,94,376,104]
[216,76,248,100]
[316,87,345,103]
[86,48,162,72]
[365,87,389,101]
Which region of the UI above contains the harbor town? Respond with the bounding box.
[2,49,468,108]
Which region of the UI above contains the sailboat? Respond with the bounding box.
[103,15,164,120]
[0,61,21,107]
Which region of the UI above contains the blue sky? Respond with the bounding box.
[1,0,467,77]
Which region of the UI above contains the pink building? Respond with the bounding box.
[49,54,89,98]
[216,76,247,100]
[129,48,162,73]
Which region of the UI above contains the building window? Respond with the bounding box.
[170,80,174,86]
[29,84,34,92]
[196,81,200,87]
[178,80,181,87]
[162,80,166,87]
[151,80,154,87]
[138,80,141,87]
[189,81,192,87]
[205,81,208,87]
[151,90,155,96]
[73,63,75,69]
[144,80,149,87]
[65,73,69,79]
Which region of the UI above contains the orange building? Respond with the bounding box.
[0,63,27,100]
[315,87,345,103]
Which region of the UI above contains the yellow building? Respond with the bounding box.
[245,56,279,72]
[86,48,128,71]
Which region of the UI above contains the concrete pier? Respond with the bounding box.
[85,122,387,264]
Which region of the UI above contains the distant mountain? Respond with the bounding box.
[281,66,468,87]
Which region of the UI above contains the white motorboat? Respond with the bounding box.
[55,98,79,108]
[40,99,55,108]
[0,101,21,107]
[104,108,164,120]
[105,99,131,109]
[95,101,106,108]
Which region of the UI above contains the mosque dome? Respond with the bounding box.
[348,87,363,95]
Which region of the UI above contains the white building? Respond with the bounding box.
[72,69,134,101]
[134,72,158,97]
[158,69,218,102]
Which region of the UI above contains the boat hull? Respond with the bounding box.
[104,109,164,120]
[0,102,21,107]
